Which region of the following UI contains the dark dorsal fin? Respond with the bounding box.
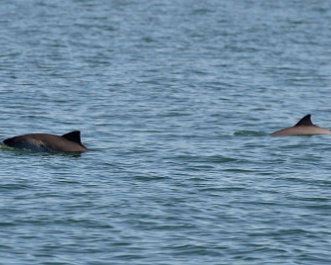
[61,131,83,145]
[294,114,314,127]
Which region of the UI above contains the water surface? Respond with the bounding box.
[1,0,331,264]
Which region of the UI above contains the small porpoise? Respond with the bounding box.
[3,131,88,153]
[271,114,331,136]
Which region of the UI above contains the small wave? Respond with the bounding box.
[234,130,268,136]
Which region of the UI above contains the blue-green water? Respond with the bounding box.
[1,1,331,264]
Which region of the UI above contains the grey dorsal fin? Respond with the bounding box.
[61,131,83,145]
[294,114,314,127]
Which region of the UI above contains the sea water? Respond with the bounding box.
[0,0,331,264]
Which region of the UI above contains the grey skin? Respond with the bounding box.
[271,114,331,136]
[3,131,88,153]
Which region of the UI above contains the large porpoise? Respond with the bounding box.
[3,131,88,153]
[271,114,331,136]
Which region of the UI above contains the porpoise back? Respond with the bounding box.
[271,114,331,136]
[3,131,88,153]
